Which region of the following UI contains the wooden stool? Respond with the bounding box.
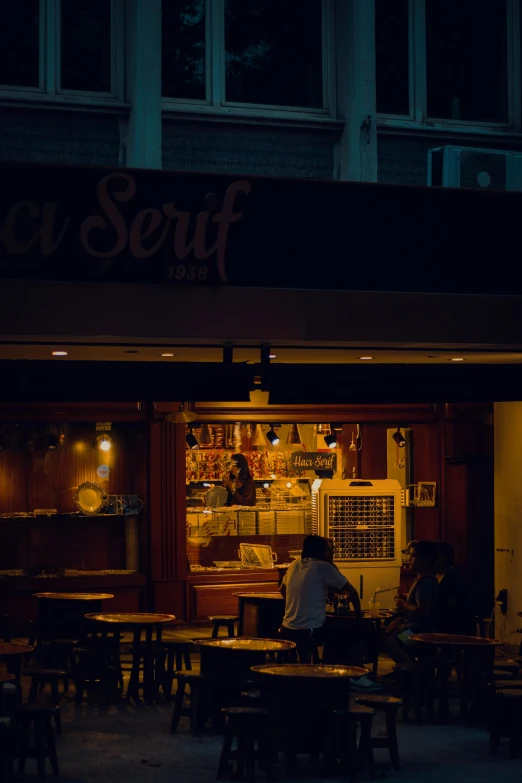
[73,647,120,705]
[217,706,268,782]
[127,643,167,703]
[332,703,376,781]
[15,703,60,781]
[490,688,522,758]
[170,672,212,736]
[210,616,238,638]
[494,660,521,678]
[355,694,403,769]
[24,668,68,733]
[395,662,434,723]
[159,640,193,698]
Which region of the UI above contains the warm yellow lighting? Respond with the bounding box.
[73,441,86,453]
[52,351,68,356]
[269,353,277,359]
[359,356,373,360]
[99,437,111,452]
[451,357,465,362]
[286,482,292,488]
[161,353,174,357]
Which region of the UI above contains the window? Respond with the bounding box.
[376,0,520,131]
[162,0,335,117]
[0,0,123,100]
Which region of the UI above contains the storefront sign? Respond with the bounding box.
[2,160,522,294]
[290,452,337,471]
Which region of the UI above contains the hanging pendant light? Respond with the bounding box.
[199,424,213,446]
[166,403,197,424]
[251,424,265,447]
[286,423,302,445]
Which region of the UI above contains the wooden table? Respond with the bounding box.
[33,592,114,642]
[0,643,34,688]
[235,592,284,638]
[251,663,369,769]
[84,612,175,703]
[197,637,295,730]
[323,611,392,676]
[410,632,496,722]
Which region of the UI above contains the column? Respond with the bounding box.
[125,0,162,169]
[494,403,522,640]
[334,0,378,182]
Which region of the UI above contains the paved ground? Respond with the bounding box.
[21,693,520,783]
[7,631,522,782]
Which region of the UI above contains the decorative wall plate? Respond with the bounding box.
[73,482,109,515]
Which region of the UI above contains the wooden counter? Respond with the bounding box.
[185,569,281,622]
[0,573,146,633]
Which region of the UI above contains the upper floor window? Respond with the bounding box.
[0,0,123,100]
[376,0,520,131]
[162,0,335,117]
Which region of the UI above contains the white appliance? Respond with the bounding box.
[427,145,522,191]
[312,478,403,610]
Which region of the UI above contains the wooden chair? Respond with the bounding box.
[355,693,403,769]
[395,661,434,723]
[332,702,376,781]
[210,616,238,638]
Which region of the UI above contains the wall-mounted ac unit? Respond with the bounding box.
[427,146,522,192]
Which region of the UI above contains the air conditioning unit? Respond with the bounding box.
[427,146,522,191]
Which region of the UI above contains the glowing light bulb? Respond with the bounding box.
[99,437,111,452]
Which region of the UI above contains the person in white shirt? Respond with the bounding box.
[279,534,360,654]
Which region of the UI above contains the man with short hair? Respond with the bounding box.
[280,534,381,691]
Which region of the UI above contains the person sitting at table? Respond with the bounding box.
[434,541,475,635]
[384,540,439,665]
[223,453,256,506]
[279,535,381,691]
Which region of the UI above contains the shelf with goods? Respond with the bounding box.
[186,448,306,484]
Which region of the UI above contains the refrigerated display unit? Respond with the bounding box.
[311,478,403,609]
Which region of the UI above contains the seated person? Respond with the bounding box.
[434,541,475,635]
[385,540,439,665]
[279,535,381,691]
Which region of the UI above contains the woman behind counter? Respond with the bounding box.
[224,453,256,506]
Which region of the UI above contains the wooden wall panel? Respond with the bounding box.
[359,425,388,480]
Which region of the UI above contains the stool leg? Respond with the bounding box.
[18,720,29,774]
[171,680,186,734]
[385,707,400,770]
[227,622,235,638]
[34,716,47,781]
[212,623,219,639]
[29,677,39,703]
[189,684,201,737]
[217,718,234,780]
[184,648,192,671]
[358,717,375,778]
[45,716,59,777]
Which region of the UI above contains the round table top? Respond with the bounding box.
[197,637,295,652]
[0,671,15,682]
[0,642,34,656]
[410,633,496,646]
[84,612,176,626]
[251,663,369,679]
[234,593,284,600]
[34,592,114,601]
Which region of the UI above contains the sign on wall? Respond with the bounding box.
[2,160,522,295]
[290,452,337,471]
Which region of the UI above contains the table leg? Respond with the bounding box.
[126,629,142,702]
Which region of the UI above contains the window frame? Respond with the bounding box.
[162,0,337,121]
[0,0,125,103]
[377,0,522,135]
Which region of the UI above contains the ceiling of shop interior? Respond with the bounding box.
[1,340,522,364]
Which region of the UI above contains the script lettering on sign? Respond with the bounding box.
[0,172,252,284]
[290,452,337,471]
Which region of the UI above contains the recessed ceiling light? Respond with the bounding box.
[51,351,68,356]
[269,353,277,359]
[359,356,373,360]
[451,357,465,362]
[161,353,175,357]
